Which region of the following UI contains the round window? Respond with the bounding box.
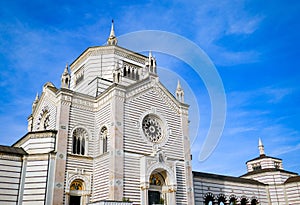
[142,114,164,143]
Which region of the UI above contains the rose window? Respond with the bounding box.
[142,115,164,143]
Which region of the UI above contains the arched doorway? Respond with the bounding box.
[69,179,84,205]
[141,159,177,205]
[148,171,165,205]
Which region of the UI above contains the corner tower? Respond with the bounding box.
[245,138,283,172]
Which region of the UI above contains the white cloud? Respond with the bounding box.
[270,143,300,156]
[227,17,263,35]
[191,0,264,65]
[260,87,293,103]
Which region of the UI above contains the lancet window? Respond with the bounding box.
[72,128,88,155]
[100,126,108,154]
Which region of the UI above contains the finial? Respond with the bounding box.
[176,79,184,103]
[107,19,118,45]
[259,138,263,146]
[61,63,70,89]
[62,63,69,75]
[258,138,265,156]
[32,92,39,113]
[34,92,39,102]
[146,51,157,74]
[177,80,182,90]
[110,19,115,37]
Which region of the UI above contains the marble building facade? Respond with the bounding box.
[0,23,299,205]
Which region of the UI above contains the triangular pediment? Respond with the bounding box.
[125,77,188,114]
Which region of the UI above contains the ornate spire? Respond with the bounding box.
[34,92,39,102]
[107,20,118,45]
[63,63,69,75]
[32,93,39,113]
[176,80,184,103]
[258,138,265,156]
[61,63,70,89]
[177,80,182,90]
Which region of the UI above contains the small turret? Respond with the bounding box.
[176,80,184,103]
[61,64,70,89]
[258,138,265,156]
[146,51,157,74]
[107,20,118,45]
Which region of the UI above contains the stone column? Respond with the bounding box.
[167,185,177,205]
[140,183,149,205]
[65,193,70,205]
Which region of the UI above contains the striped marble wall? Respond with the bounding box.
[0,152,23,205]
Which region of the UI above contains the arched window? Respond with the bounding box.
[229,197,237,205]
[251,199,258,205]
[204,193,214,205]
[241,198,248,205]
[218,195,226,205]
[72,128,88,155]
[100,126,108,154]
[123,66,127,76]
[135,69,139,80]
[38,107,50,130]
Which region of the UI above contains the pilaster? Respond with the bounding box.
[109,87,125,200]
[180,105,195,205]
[45,152,56,205]
[52,92,72,205]
[17,155,27,205]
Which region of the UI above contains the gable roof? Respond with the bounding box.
[285,175,300,184]
[193,171,265,186]
[240,168,298,177]
[0,145,26,156]
[246,154,282,164]
[12,130,58,148]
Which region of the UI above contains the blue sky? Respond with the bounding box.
[0,0,299,176]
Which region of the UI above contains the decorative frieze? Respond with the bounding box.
[115,49,145,65]
[0,154,22,161]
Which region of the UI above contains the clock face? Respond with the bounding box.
[142,115,163,143]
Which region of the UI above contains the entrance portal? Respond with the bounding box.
[148,190,160,205]
[148,172,165,205]
[69,179,84,205]
[69,195,81,205]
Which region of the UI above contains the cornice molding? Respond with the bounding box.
[70,46,146,72]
